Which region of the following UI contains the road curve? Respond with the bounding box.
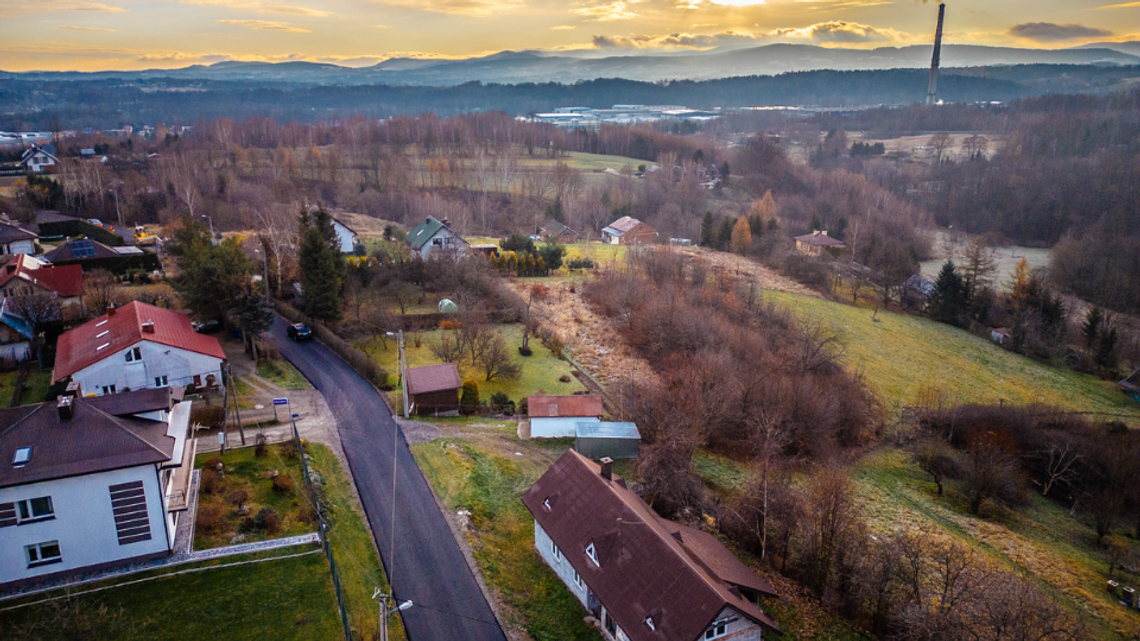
[273,317,506,641]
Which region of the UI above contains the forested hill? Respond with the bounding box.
[2,65,1137,130]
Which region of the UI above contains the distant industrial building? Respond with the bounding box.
[532,105,720,129]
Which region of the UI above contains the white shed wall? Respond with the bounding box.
[0,465,170,585]
[530,417,599,438]
[332,221,357,254]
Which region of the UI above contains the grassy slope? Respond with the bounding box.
[765,290,1140,421]
[256,358,309,390]
[0,551,341,641]
[410,437,602,641]
[357,324,586,408]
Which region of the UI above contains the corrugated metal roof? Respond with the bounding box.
[607,216,642,234]
[575,421,640,440]
[53,301,226,382]
[0,254,84,298]
[521,450,779,641]
[405,363,462,395]
[407,217,445,250]
[527,395,603,418]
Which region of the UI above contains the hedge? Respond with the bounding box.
[37,220,125,246]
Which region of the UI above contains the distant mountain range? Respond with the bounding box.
[3,43,1138,86]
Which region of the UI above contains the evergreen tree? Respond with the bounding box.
[929,261,966,326]
[1083,306,1103,350]
[716,217,734,251]
[173,215,251,324]
[460,378,480,415]
[700,212,715,247]
[537,242,565,273]
[298,205,346,323]
[1096,326,1119,372]
[544,196,565,224]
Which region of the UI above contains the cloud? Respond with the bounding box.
[260,5,332,16]
[577,2,636,20]
[177,1,332,16]
[365,0,520,17]
[1098,1,1140,8]
[1007,22,1113,42]
[591,31,761,49]
[707,0,765,5]
[55,25,117,31]
[794,0,891,7]
[551,25,576,30]
[217,19,311,32]
[30,0,127,12]
[769,20,903,43]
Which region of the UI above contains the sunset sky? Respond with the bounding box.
[1,0,1137,72]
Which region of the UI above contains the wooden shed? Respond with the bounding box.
[406,363,462,416]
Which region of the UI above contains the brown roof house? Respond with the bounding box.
[794,230,845,257]
[522,450,780,641]
[527,394,604,438]
[538,218,581,244]
[0,385,195,589]
[602,216,658,246]
[405,363,462,416]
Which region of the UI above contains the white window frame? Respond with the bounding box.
[12,446,31,467]
[125,346,142,362]
[26,540,62,568]
[16,496,54,524]
[551,540,563,562]
[573,570,584,589]
[705,619,729,640]
[154,375,168,386]
[585,542,599,567]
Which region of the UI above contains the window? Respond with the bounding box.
[705,619,729,640]
[551,540,563,562]
[95,319,108,327]
[605,611,617,635]
[102,385,117,395]
[26,540,62,568]
[543,498,551,511]
[125,347,142,362]
[645,617,656,631]
[573,571,583,589]
[585,542,599,567]
[12,446,31,467]
[96,330,109,338]
[97,343,110,351]
[154,375,168,386]
[16,496,53,523]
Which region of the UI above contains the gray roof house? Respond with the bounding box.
[407,217,468,260]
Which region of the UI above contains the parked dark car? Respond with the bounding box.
[192,319,222,334]
[287,323,313,341]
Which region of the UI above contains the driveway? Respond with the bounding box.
[272,317,506,641]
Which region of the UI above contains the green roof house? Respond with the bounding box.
[407,216,468,260]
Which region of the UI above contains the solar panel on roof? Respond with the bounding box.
[70,239,96,258]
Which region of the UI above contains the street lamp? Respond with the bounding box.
[386,330,408,419]
[372,590,412,641]
[253,248,270,304]
[200,214,215,245]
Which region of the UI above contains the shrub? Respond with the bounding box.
[197,504,222,534]
[228,490,250,508]
[273,474,295,494]
[519,398,529,416]
[567,257,595,271]
[204,456,224,471]
[253,508,281,534]
[254,434,268,458]
[200,468,222,494]
[460,379,480,415]
[545,335,564,359]
[279,440,300,460]
[489,392,515,415]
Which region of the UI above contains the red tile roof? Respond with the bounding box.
[53,301,225,382]
[0,254,84,298]
[522,450,779,641]
[527,395,603,418]
[405,363,462,395]
[608,216,643,234]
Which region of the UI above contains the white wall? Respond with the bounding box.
[706,606,766,640]
[0,465,170,585]
[2,240,36,256]
[417,227,466,260]
[534,521,593,609]
[71,340,224,395]
[332,221,357,254]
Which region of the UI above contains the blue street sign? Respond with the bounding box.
[292,414,299,418]
[273,398,288,405]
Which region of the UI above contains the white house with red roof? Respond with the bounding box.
[53,301,226,396]
[0,254,84,311]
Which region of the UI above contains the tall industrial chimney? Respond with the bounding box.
[926,3,946,106]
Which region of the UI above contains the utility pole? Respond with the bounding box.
[398,330,408,419]
[372,589,412,641]
[226,362,246,445]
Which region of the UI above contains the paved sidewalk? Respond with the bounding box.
[0,532,320,603]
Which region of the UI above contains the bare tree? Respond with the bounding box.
[475,333,521,381]
[1035,432,1082,497]
[961,443,1021,515]
[928,132,952,165]
[83,270,127,318]
[914,437,959,497]
[8,290,62,358]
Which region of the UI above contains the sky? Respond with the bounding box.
[0,0,1138,72]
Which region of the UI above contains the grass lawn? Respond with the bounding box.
[256,358,309,390]
[0,370,54,408]
[193,443,319,550]
[0,372,18,408]
[462,239,629,274]
[356,323,586,411]
[195,442,404,640]
[0,550,342,641]
[765,290,1140,422]
[855,449,1140,638]
[410,438,602,641]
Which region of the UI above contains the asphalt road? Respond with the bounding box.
[273,317,506,641]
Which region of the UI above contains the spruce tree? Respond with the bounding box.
[700,212,715,247]
[298,206,346,323]
[929,260,966,326]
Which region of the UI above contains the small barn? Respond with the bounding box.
[406,363,462,416]
[574,421,641,459]
[528,395,603,438]
[794,230,846,257]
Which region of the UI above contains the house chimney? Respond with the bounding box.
[599,457,613,481]
[442,219,450,228]
[65,380,82,399]
[107,305,116,316]
[822,230,828,236]
[926,3,946,106]
[142,320,155,333]
[57,395,74,421]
